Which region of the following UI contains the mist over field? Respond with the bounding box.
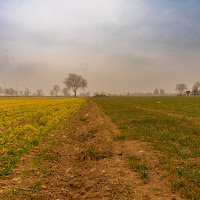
[0,0,200,94]
[1,2,200,198]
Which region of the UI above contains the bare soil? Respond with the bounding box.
[0,100,183,200]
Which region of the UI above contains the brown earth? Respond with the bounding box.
[0,100,183,200]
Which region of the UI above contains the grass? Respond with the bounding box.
[23,168,37,175]
[80,117,87,121]
[33,156,41,166]
[93,97,200,199]
[86,146,100,160]
[40,166,49,176]
[0,97,87,177]
[31,179,41,190]
[127,154,149,182]
[114,134,126,140]
[85,144,113,161]
[88,127,99,134]
[6,187,21,199]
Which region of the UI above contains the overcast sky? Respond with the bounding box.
[0,0,200,95]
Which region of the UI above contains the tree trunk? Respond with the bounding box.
[74,91,76,97]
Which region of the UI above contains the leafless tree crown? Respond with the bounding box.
[63,73,87,97]
[53,85,60,96]
[175,83,187,95]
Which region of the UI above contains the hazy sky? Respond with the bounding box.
[0,0,200,94]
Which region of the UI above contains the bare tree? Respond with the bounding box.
[63,73,87,97]
[4,88,8,96]
[175,83,187,95]
[154,88,159,95]
[93,92,99,96]
[4,88,17,96]
[24,88,31,96]
[9,88,16,96]
[100,92,107,96]
[0,87,3,95]
[19,91,23,96]
[62,87,71,97]
[192,81,200,95]
[50,89,54,97]
[15,90,18,96]
[79,92,90,97]
[19,90,24,96]
[53,85,60,96]
[160,89,165,96]
[36,89,44,96]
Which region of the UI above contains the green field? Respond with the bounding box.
[0,97,87,178]
[93,97,200,199]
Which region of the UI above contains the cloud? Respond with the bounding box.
[0,0,200,93]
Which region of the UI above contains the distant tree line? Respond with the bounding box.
[50,85,71,97]
[0,73,88,97]
[0,87,45,97]
[153,88,165,96]
[0,87,18,96]
[50,73,88,97]
[3,74,200,97]
[175,81,200,96]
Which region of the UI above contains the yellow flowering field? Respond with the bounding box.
[0,97,87,177]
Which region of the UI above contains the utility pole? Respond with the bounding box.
[3,81,6,96]
[16,83,18,96]
[25,85,26,96]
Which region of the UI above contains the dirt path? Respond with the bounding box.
[0,100,183,199]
